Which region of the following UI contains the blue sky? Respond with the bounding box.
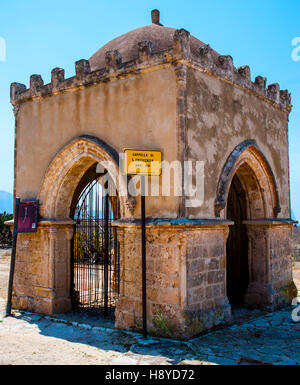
[0,0,299,219]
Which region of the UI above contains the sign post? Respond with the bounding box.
[140,175,147,338]
[6,199,38,316]
[124,149,162,339]
[6,197,20,316]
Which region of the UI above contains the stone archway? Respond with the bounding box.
[215,141,295,309]
[38,135,135,220]
[215,140,280,219]
[34,135,135,314]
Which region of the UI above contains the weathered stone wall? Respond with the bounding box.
[245,222,297,309]
[14,66,178,219]
[115,222,232,339]
[10,24,294,338]
[185,226,231,333]
[186,67,291,219]
[12,221,74,315]
[115,224,185,338]
[269,225,294,291]
[293,226,300,261]
[12,29,292,222]
[12,230,48,312]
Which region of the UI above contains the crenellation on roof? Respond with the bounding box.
[105,50,122,74]
[51,67,65,90]
[11,24,292,111]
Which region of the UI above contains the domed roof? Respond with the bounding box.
[89,11,209,71]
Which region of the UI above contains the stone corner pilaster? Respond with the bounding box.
[244,219,296,310]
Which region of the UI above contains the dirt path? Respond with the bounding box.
[0,251,299,365]
[0,250,10,300]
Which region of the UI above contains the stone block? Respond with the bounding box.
[157,258,179,275]
[199,44,214,67]
[208,258,219,270]
[51,67,65,89]
[138,40,154,61]
[216,55,234,80]
[173,29,190,57]
[10,82,26,104]
[105,50,122,73]
[30,74,44,93]
[159,288,180,305]
[187,245,202,259]
[187,259,205,274]
[280,90,291,107]
[75,59,91,78]
[188,286,205,305]
[34,287,52,298]
[238,65,251,87]
[254,76,266,94]
[267,83,280,103]
[207,270,225,284]
[188,272,206,288]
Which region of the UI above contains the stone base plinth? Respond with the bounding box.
[10,218,74,316]
[12,293,72,315]
[244,220,297,310]
[114,219,233,339]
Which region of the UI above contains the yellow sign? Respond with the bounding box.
[124,149,162,176]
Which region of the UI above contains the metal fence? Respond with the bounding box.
[72,177,120,318]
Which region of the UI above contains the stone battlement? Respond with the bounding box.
[11,28,291,111]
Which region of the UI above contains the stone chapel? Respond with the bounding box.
[9,10,296,338]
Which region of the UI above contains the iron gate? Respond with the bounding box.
[72,176,120,318]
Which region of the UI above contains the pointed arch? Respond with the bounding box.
[215,140,280,219]
[38,135,135,219]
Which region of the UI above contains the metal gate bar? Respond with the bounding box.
[72,175,120,318]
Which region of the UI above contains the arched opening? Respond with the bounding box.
[70,163,120,318]
[226,161,266,308]
[37,136,135,316]
[215,140,280,219]
[226,172,250,307]
[216,141,281,310]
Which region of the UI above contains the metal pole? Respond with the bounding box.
[104,182,109,317]
[6,197,20,317]
[141,176,147,339]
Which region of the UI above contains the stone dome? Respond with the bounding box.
[89,10,209,71]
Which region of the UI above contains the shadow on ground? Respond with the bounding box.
[8,312,195,365]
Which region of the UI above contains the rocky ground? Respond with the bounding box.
[0,249,299,365]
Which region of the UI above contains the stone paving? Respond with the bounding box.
[0,251,299,365]
[187,308,300,365]
[0,307,299,365]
